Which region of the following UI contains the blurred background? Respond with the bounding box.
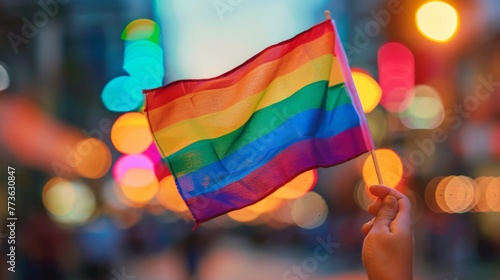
[1,0,500,279]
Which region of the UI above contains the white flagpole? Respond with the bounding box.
[324,10,385,185]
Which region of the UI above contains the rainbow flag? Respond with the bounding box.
[144,20,374,225]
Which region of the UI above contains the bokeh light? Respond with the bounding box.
[416,1,459,42]
[434,176,455,213]
[0,62,9,91]
[266,199,294,226]
[362,149,404,188]
[43,178,96,225]
[227,207,260,223]
[425,176,444,213]
[157,175,189,213]
[378,42,415,113]
[0,97,84,174]
[112,178,147,208]
[122,19,161,44]
[123,38,164,90]
[353,180,374,212]
[485,178,500,212]
[124,40,163,63]
[245,194,282,214]
[123,41,164,89]
[102,19,164,113]
[119,168,159,205]
[102,179,128,210]
[101,76,144,112]
[351,70,382,113]
[291,191,328,229]
[43,177,76,216]
[366,107,388,146]
[399,85,445,129]
[429,176,500,213]
[113,154,154,183]
[73,138,112,179]
[443,176,477,213]
[111,112,153,154]
[474,177,494,212]
[272,169,318,200]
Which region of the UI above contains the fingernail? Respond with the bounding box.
[384,195,397,209]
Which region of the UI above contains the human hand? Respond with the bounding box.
[361,185,413,280]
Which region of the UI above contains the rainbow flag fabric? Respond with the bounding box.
[144,20,374,225]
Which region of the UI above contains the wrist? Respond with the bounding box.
[367,267,413,280]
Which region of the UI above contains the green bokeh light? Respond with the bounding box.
[121,19,161,44]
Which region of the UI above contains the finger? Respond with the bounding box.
[392,196,412,232]
[370,185,412,232]
[369,185,411,218]
[367,198,382,216]
[361,217,374,236]
[371,195,398,232]
[369,185,404,199]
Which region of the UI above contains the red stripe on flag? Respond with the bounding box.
[144,20,334,110]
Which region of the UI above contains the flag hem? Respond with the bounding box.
[142,20,333,95]
[330,20,375,151]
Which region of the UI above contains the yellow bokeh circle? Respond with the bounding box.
[416,1,459,42]
[352,71,382,113]
[42,178,96,225]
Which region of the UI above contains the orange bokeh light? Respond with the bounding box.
[112,179,147,208]
[245,194,282,214]
[474,177,494,212]
[362,149,403,188]
[485,178,500,212]
[434,176,454,213]
[157,175,189,213]
[424,176,444,213]
[119,168,159,205]
[273,169,318,200]
[227,207,260,223]
[74,138,112,179]
[444,176,477,213]
[111,112,153,154]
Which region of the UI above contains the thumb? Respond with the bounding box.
[372,195,398,231]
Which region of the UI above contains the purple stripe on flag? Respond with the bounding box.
[184,126,368,224]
